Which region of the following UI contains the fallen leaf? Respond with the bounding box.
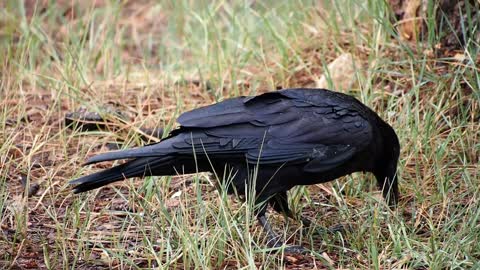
[397,0,422,41]
[453,53,466,62]
[316,53,358,91]
[322,252,335,265]
[285,255,299,263]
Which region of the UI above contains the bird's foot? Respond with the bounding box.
[328,223,348,234]
[265,234,283,249]
[267,240,309,254]
[259,215,309,254]
[299,216,312,227]
[282,245,309,254]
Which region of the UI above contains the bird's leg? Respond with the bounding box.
[270,192,312,227]
[270,193,346,234]
[257,214,308,254]
[254,195,308,254]
[257,214,281,247]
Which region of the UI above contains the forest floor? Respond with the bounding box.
[1,1,479,269]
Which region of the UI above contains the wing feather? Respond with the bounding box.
[94,89,372,170]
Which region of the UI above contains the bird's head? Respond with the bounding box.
[374,122,400,208]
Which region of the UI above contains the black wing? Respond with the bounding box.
[172,89,373,172]
[86,89,372,173]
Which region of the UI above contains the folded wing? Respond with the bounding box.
[84,89,372,174]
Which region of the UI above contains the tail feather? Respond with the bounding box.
[71,156,174,193]
[84,143,170,165]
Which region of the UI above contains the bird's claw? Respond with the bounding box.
[265,236,309,254]
[328,223,350,234]
[282,245,309,254]
[268,241,309,254]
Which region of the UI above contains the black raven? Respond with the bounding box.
[71,88,400,252]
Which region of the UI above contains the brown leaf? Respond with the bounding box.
[286,255,299,263]
[397,0,422,41]
[316,53,359,91]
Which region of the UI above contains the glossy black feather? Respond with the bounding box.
[71,88,400,210]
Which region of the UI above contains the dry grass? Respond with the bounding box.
[1,0,479,269]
